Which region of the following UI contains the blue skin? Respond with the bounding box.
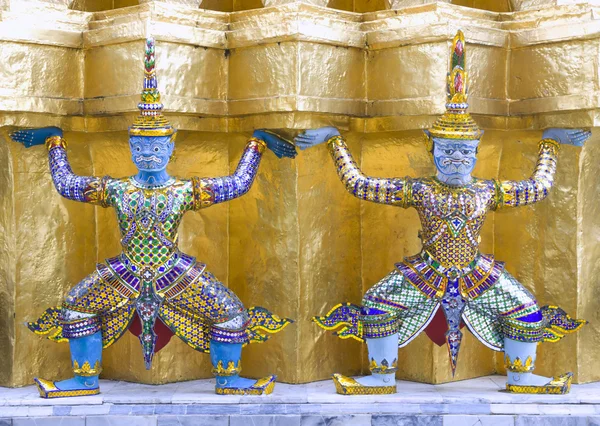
[129,135,174,186]
[295,126,591,186]
[423,130,480,186]
[296,126,591,387]
[11,126,296,393]
[210,341,261,390]
[12,128,297,188]
[35,332,103,393]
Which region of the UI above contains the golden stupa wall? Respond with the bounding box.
[0,0,598,387]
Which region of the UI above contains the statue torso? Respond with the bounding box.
[105,177,195,268]
[411,177,497,268]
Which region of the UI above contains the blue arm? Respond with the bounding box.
[191,130,296,209]
[11,127,110,206]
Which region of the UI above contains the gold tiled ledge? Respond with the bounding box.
[2,1,600,132]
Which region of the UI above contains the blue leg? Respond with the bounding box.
[332,333,398,395]
[504,338,573,394]
[210,340,276,395]
[34,331,102,398]
[356,334,398,386]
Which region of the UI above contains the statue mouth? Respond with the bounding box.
[439,158,472,175]
[441,158,470,166]
[135,155,163,167]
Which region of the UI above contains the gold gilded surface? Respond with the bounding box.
[509,40,598,115]
[84,41,145,100]
[0,42,83,99]
[2,2,600,129]
[577,134,600,383]
[200,0,233,11]
[296,133,363,383]
[0,42,83,116]
[327,0,353,11]
[228,43,297,116]
[6,131,97,387]
[367,42,447,117]
[228,133,299,383]
[468,45,507,102]
[0,130,15,386]
[84,41,227,116]
[299,43,365,106]
[71,0,112,11]
[453,0,511,11]
[493,131,580,381]
[354,0,387,12]
[2,0,600,387]
[233,0,263,10]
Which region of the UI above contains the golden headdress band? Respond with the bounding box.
[129,37,175,137]
[427,30,483,142]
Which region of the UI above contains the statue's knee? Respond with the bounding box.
[362,287,380,307]
[503,306,545,343]
[210,310,249,344]
[60,308,97,322]
[213,310,249,331]
[514,307,544,327]
[59,308,101,339]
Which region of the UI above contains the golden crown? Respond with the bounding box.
[129,37,175,138]
[426,30,483,144]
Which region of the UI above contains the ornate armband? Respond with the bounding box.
[326,135,345,150]
[83,176,111,208]
[395,178,413,208]
[492,179,506,209]
[539,138,560,154]
[248,137,267,154]
[45,136,67,150]
[191,177,215,210]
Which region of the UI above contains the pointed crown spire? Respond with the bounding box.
[129,37,175,137]
[427,30,483,142]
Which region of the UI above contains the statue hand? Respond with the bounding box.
[294,127,341,150]
[10,127,63,148]
[542,128,591,147]
[253,130,297,159]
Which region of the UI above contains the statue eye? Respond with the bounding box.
[444,149,454,155]
[135,146,141,152]
[461,150,471,155]
[153,147,160,152]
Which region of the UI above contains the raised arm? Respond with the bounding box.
[11,127,110,206]
[494,128,591,209]
[295,127,412,207]
[191,130,296,210]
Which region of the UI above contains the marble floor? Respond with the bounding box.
[1,375,599,425]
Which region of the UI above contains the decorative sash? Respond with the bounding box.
[100,252,204,300]
[395,251,504,300]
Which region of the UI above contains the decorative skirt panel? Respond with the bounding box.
[314,267,584,352]
[362,270,438,347]
[463,270,541,350]
[28,259,291,354]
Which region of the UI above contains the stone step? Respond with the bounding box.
[0,375,599,425]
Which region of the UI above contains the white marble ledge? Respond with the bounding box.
[0,375,599,408]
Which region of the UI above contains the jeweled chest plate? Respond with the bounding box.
[412,178,496,268]
[106,178,195,267]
